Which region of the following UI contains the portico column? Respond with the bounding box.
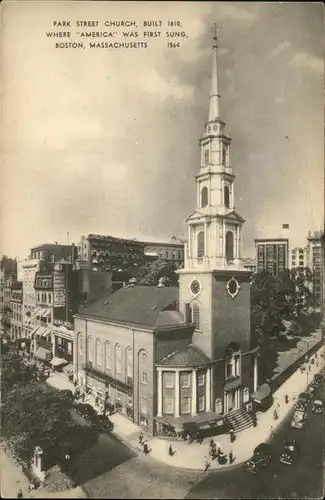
[253,355,258,392]
[223,221,226,263]
[157,368,163,417]
[188,226,191,258]
[205,368,211,411]
[175,370,180,418]
[191,370,197,416]
[204,222,208,259]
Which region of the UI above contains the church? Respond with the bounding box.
[74,33,259,438]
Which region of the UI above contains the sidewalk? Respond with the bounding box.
[109,344,324,471]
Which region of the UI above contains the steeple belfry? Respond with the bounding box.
[208,28,220,122]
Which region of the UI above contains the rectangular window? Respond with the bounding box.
[163,397,174,415]
[127,393,133,407]
[116,390,121,401]
[142,371,148,384]
[198,394,205,411]
[164,372,174,389]
[57,337,62,345]
[67,342,72,354]
[181,397,190,414]
[181,373,191,389]
[140,396,148,415]
[198,373,205,386]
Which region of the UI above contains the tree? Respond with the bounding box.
[1,381,74,458]
[0,255,17,276]
[136,258,179,286]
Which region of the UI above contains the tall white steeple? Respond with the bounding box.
[183,29,245,271]
[208,29,221,122]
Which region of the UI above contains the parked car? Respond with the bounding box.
[311,400,323,414]
[280,439,299,466]
[298,392,312,403]
[244,443,273,474]
[75,403,97,422]
[291,409,307,429]
[295,400,308,412]
[95,414,114,433]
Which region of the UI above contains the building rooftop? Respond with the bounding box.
[157,344,210,367]
[76,285,182,329]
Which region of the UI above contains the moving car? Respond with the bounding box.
[244,443,273,474]
[280,439,299,466]
[95,414,114,433]
[291,409,307,429]
[75,403,97,423]
[311,400,323,414]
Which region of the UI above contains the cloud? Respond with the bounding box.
[269,40,291,59]
[217,4,260,25]
[290,51,323,74]
[141,69,194,101]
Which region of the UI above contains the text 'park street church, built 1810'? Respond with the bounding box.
[74,32,260,438]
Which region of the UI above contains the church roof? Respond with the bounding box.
[157,344,210,367]
[75,285,183,330]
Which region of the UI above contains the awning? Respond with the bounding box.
[42,309,51,318]
[41,327,51,338]
[29,326,40,338]
[252,383,272,403]
[33,308,41,317]
[50,357,69,367]
[34,346,52,361]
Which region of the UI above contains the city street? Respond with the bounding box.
[186,384,324,499]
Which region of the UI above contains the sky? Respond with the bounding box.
[1,1,324,260]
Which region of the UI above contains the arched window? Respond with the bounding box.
[105,341,111,369]
[224,186,230,208]
[243,387,250,403]
[96,338,101,366]
[225,231,234,261]
[215,398,223,415]
[191,303,200,330]
[87,335,92,362]
[197,231,205,258]
[201,187,208,208]
[139,350,148,384]
[115,344,121,374]
[126,347,133,380]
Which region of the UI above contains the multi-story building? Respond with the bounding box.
[77,234,185,273]
[74,34,259,438]
[255,238,289,276]
[22,258,44,339]
[10,281,23,341]
[307,230,324,309]
[77,234,146,272]
[30,243,77,264]
[291,247,308,269]
[143,239,185,267]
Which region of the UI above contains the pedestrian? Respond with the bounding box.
[64,447,71,461]
[143,442,148,455]
[139,432,143,444]
[204,458,211,472]
[229,428,236,443]
[285,394,289,404]
[229,450,234,464]
[196,432,200,443]
[17,489,23,499]
[168,444,174,456]
[270,425,275,439]
[81,392,85,402]
[273,409,278,420]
